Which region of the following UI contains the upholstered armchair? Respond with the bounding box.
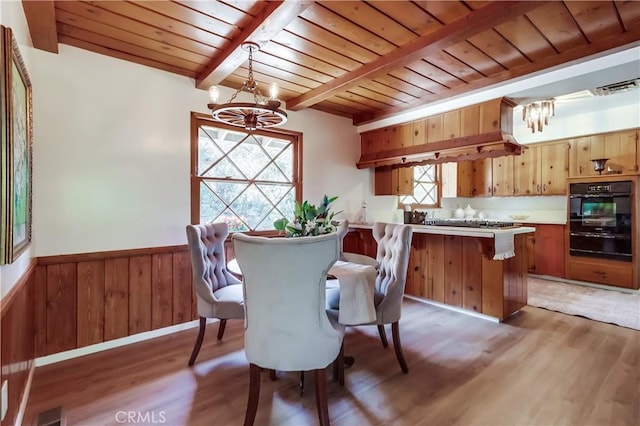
[328,222,413,373]
[185,223,244,366]
[335,220,377,266]
[233,232,345,426]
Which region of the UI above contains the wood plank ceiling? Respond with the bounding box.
[23,1,640,125]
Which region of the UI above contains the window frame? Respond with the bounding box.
[190,112,303,235]
[399,164,442,210]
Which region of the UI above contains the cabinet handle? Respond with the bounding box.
[593,270,606,275]
[537,184,540,192]
[543,184,547,191]
[579,165,583,174]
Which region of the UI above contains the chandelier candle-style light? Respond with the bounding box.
[208,42,287,131]
[522,99,555,133]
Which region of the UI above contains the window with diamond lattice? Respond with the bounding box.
[191,115,301,233]
[400,165,439,207]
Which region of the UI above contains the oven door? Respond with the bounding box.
[569,194,632,234]
[569,231,632,262]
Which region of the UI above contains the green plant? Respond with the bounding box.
[274,195,340,237]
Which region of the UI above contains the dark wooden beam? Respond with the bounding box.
[286,1,550,112]
[353,27,640,125]
[195,0,314,90]
[21,0,58,53]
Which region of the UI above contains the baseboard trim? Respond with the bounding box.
[403,295,500,323]
[35,319,205,367]
[14,362,35,426]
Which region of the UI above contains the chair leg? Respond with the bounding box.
[188,317,207,366]
[244,364,262,426]
[377,324,389,348]
[391,321,409,374]
[337,343,345,386]
[217,319,227,340]
[314,368,330,426]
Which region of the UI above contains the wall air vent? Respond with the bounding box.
[592,78,640,96]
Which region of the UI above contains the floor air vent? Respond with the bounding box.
[34,406,65,426]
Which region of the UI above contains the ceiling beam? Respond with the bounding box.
[353,29,640,125]
[195,0,314,90]
[285,1,550,111]
[21,0,58,53]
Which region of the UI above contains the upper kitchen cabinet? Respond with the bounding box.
[492,156,515,196]
[569,129,639,177]
[472,158,493,197]
[441,161,473,198]
[374,167,413,196]
[514,141,569,195]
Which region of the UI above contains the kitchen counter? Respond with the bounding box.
[343,223,533,321]
[350,222,535,261]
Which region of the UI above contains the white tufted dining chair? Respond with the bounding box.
[185,223,244,366]
[233,232,345,426]
[328,222,413,373]
[335,220,378,266]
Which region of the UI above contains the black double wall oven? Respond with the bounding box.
[569,180,634,262]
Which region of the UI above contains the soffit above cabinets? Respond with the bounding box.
[22,1,640,125]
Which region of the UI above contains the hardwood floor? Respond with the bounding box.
[24,299,639,425]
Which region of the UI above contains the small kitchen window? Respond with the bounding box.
[400,164,440,208]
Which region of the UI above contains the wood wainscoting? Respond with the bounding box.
[1,260,37,426]
[34,244,205,357]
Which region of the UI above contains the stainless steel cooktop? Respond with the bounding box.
[422,219,519,229]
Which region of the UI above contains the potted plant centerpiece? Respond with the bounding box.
[274,195,340,237]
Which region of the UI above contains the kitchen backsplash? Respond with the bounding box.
[352,195,568,225]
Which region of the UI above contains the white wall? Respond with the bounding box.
[30,45,366,257]
[0,0,35,297]
[0,3,367,296]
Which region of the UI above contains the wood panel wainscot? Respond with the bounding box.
[344,226,530,321]
[34,244,202,357]
[1,260,37,426]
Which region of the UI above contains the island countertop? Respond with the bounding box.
[349,222,536,238]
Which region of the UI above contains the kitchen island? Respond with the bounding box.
[344,223,536,321]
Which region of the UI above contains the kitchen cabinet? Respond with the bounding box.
[374,167,413,195]
[472,158,493,197]
[514,142,568,195]
[569,130,638,177]
[441,161,473,198]
[492,156,514,196]
[524,224,565,278]
[566,256,634,289]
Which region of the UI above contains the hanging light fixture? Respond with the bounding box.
[522,99,555,133]
[207,42,287,132]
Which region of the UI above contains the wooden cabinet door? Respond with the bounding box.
[472,158,492,197]
[374,167,414,195]
[397,123,413,149]
[492,156,514,196]
[535,224,565,277]
[441,161,473,198]
[514,144,541,195]
[569,136,596,177]
[360,129,382,157]
[525,231,536,273]
[541,142,568,195]
[603,130,638,175]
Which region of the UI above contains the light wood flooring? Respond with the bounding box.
[24,299,639,425]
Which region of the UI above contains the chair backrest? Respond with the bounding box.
[233,232,343,371]
[373,222,414,323]
[186,223,241,306]
[335,220,349,261]
[336,220,378,266]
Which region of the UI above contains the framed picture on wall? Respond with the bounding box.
[1,25,33,264]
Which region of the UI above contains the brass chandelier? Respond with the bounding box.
[522,99,555,133]
[207,42,287,131]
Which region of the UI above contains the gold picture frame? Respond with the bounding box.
[1,25,33,264]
